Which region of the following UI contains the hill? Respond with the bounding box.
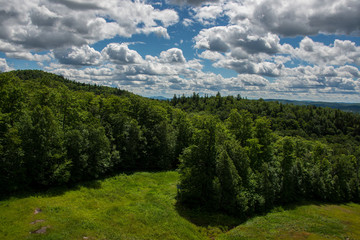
[266,99,360,114]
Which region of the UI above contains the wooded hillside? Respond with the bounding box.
[1,70,359,218]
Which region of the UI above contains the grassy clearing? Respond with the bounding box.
[1,171,360,240]
[0,171,208,240]
[218,202,360,240]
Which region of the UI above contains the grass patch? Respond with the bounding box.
[217,202,360,240]
[0,171,208,240]
[1,172,360,240]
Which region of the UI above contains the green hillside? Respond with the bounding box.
[1,171,360,240]
[1,70,360,239]
[0,171,208,240]
[219,202,360,240]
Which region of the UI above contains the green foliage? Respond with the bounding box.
[226,109,253,145]
[21,105,69,186]
[178,115,218,207]
[177,95,360,217]
[215,146,242,213]
[0,70,186,194]
[1,70,360,222]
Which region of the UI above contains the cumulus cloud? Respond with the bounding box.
[48,46,192,82]
[194,25,281,55]
[44,46,204,96]
[1,0,359,102]
[225,0,360,36]
[54,45,101,66]
[235,74,270,87]
[286,37,360,66]
[160,48,186,63]
[102,43,143,65]
[198,50,225,61]
[194,24,360,83]
[0,58,13,72]
[0,0,178,56]
[167,0,220,7]
[194,25,285,77]
[182,18,194,27]
[215,59,283,76]
[270,65,360,96]
[193,5,223,24]
[138,26,171,39]
[49,0,102,10]
[5,52,52,62]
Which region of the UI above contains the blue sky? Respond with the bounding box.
[0,0,360,102]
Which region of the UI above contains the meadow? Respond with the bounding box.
[1,171,360,240]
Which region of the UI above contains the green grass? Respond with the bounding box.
[218,203,360,240]
[1,171,360,240]
[0,171,208,240]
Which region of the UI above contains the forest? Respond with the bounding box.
[1,70,360,218]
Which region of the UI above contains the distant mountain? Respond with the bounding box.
[265,99,360,113]
[148,96,169,100]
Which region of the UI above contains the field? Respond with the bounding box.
[1,171,360,240]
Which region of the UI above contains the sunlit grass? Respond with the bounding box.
[218,202,360,240]
[0,171,208,240]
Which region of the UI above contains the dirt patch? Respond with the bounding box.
[30,226,49,234]
[34,208,42,214]
[30,219,45,225]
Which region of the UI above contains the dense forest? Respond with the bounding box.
[1,70,360,218]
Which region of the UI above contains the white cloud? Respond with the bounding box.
[224,0,360,36]
[182,18,194,27]
[138,26,171,39]
[1,0,359,102]
[53,45,101,66]
[215,58,283,76]
[0,0,178,55]
[194,25,285,76]
[5,52,52,62]
[286,37,360,66]
[44,46,205,96]
[102,43,143,65]
[160,48,186,63]
[167,0,220,7]
[193,5,223,24]
[194,25,281,54]
[194,25,360,82]
[198,50,225,61]
[0,58,13,72]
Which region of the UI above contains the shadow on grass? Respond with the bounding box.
[174,199,329,233]
[175,202,246,232]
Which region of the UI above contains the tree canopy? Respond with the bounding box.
[1,70,359,218]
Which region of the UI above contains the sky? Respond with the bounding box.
[0,0,360,102]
